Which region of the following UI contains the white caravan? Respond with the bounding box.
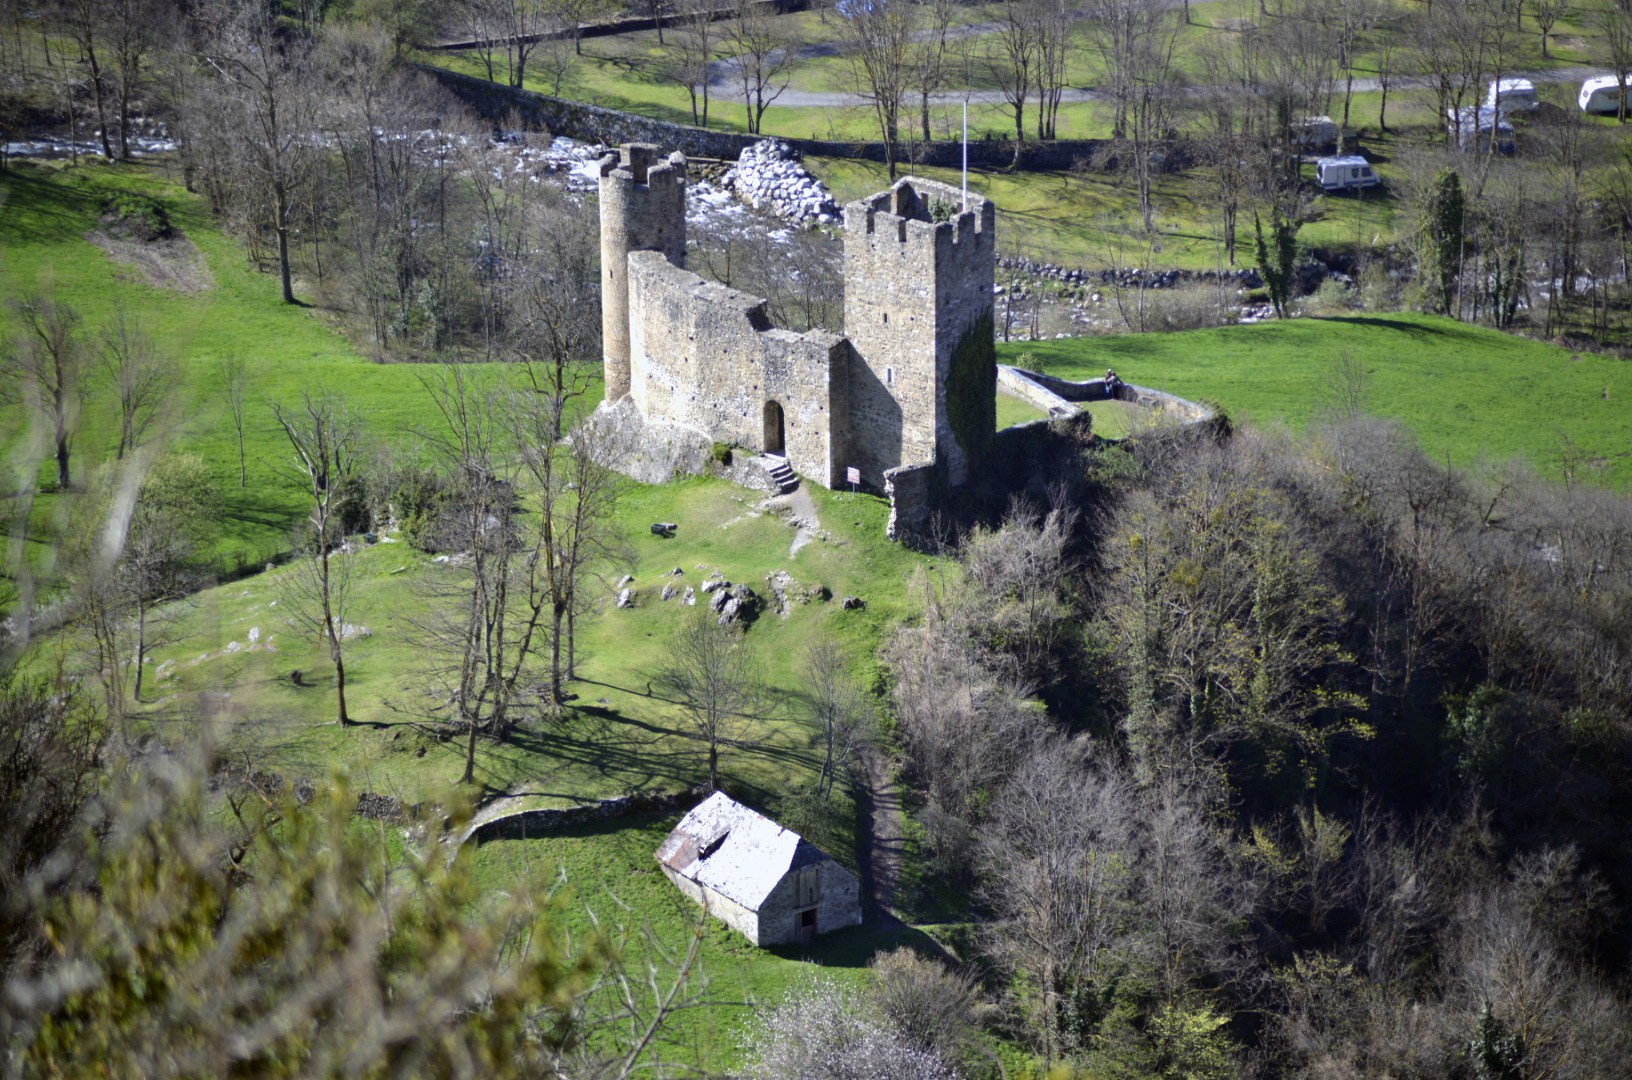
[1446,106,1515,153]
[1485,77,1539,114]
[1580,75,1630,115]
[1315,156,1381,192]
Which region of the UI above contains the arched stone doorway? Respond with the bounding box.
[763,400,786,455]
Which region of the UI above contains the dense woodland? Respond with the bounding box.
[2,0,1632,1076]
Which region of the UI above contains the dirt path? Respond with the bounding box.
[856,747,906,917]
[786,482,820,557]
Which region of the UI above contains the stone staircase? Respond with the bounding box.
[758,455,799,495]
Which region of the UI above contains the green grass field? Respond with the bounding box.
[0,159,933,806]
[1000,314,1632,486]
[0,159,505,575]
[464,815,938,1072]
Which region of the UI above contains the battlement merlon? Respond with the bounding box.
[843,178,995,250]
[598,143,687,186]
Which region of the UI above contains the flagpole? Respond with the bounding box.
[961,99,969,213]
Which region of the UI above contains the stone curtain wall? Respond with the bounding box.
[627,250,849,486]
[421,66,1112,171]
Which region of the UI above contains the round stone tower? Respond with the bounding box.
[599,144,687,403]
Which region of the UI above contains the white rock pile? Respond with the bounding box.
[721,140,841,227]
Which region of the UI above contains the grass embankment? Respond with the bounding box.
[1001,314,1632,487]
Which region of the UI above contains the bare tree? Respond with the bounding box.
[104,0,167,159]
[665,5,716,127]
[118,454,221,702]
[2,293,86,491]
[412,366,544,783]
[976,737,1138,1064]
[59,0,114,158]
[509,375,626,704]
[801,636,871,802]
[1531,0,1569,60]
[987,0,1040,162]
[272,390,363,726]
[98,307,175,460]
[832,0,913,176]
[217,354,248,487]
[723,0,793,135]
[653,610,763,791]
[203,2,320,303]
[908,0,956,144]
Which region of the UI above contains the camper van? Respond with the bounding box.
[1484,77,1539,114]
[1580,74,1629,114]
[1315,156,1381,192]
[1446,107,1515,153]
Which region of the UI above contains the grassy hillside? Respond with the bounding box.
[1000,315,1632,486]
[0,159,494,574]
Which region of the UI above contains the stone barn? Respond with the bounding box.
[655,792,863,946]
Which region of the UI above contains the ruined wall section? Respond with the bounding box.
[600,144,687,403]
[843,178,996,490]
[627,250,849,487]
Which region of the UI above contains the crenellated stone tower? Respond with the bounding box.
[599,143,687,403]
[842,178,996,490]
[595,144,1000,539]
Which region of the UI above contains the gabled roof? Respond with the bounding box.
[656,792,826,911]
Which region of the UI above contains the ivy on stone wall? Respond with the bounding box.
[947,311,997,461]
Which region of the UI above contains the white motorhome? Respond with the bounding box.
[1579,74,1629,114]
[1446,106,1515,153]
[1485,77,1539,113]
[1315,156,1381,192]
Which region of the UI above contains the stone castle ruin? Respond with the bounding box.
[597,142,1000,539]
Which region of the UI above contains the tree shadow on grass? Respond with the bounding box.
[0,167,101,246]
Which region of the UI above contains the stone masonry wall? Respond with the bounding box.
[660,866,764,943]
[751,858,864,945]
[600,145,687,402]
[844,179,996,490]
[627,250,849,486]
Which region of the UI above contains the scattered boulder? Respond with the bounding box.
[618,574,635,588]
[683,586,697,606]
[709,588,730,613]
[841,595,865,610]
[701,577,728,594]
[650,522,677,537]
[661,583,678,601]
[616,588,634,609]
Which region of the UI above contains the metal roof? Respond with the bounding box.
[656,792,827,911]
[1317,156,1371,168]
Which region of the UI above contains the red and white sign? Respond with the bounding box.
[846,467,861,485]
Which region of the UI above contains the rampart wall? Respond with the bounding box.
[627,250,849,486]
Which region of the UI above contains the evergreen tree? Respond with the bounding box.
[1420,167,1466,317]
[1252,207,1300,319]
